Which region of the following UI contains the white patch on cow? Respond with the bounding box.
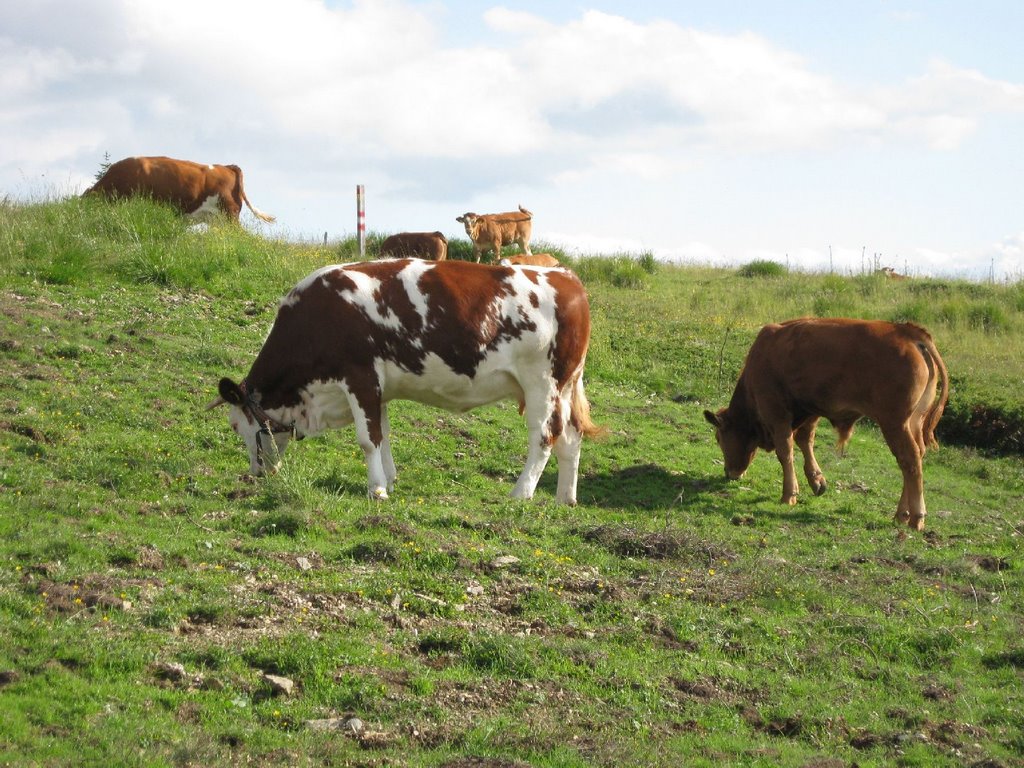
[501,268,560,339]
[189,194,222,220]
[377,353,525,413]
[281,264,345,308]
[294,379,355,436]
[397,259,435,336]
[334,270,404,332]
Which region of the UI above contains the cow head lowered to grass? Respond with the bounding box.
[208,258,604,504]
[704,317,949,530]
[85,155,275,223]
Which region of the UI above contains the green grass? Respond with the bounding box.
[0,198,1022,766]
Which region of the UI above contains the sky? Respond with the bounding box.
[2,1,1022,280]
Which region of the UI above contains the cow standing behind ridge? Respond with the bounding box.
[85,155,275,223]
[456,206,533,262]
[704,318,948,530]
[379,231,447,261]
[209,259,603,504]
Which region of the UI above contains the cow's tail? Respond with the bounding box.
[518,204,533,219]
[570,371,607,440]
[916,332,949,450]
[230,164,276,223]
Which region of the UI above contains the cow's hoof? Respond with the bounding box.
[812,477,828,496]
[908,514,926,531]
[370,487,389,501]
[781,493,798,506]
[893,509,911,526]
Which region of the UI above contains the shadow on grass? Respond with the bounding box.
[568,463,723,510]
[311,472,365,498]
[568,462,832,527]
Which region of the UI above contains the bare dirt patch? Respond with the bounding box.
[578,523,734,564]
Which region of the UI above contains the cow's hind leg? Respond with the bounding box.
[344,383,390,500]
[795,418,827,496]
[552,389,582,505]
[511,386,557,501]
[881,421,927,530]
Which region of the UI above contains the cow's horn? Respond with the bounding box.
[205,396,227,411]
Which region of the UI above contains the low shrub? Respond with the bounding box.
[939,400,1024,455]
[573,254,652,289]
[737,260,787,278]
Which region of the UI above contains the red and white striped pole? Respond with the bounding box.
[356,184,366,259]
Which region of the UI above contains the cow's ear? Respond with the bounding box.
[219,377,247,406]
[703,409,722,428]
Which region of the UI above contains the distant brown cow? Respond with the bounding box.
[85,155,274,223]
[703,318,948,530]
[501,253,560,267]
[877,267,909,280]
[379,231,447,261]
[456,205,533,262]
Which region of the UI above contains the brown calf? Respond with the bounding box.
[456,205,533,262]
[704,318,948,530]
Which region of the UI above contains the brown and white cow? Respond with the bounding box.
[703,318,949,530]
[379,231,447,261]
[85,155,274,223]
[501,253,560,267]
[456,205,533,262]
[209,259,603,504]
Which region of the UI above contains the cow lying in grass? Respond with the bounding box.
[501,253,560,267]
[209,259,603,504]
[704,318,948,530]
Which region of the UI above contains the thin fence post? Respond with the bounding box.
[356,184,366,259]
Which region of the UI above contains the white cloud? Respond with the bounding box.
[4,3,1020,169]
[883,59,1024,149]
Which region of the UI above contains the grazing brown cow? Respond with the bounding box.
[703,318,948,530]
[501,253,560,267]
[85,155,275,222]
[379,231,447,260]
[208,259,603,504]
[456,205,533,262]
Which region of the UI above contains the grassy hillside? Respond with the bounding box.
[1,198,1022,767]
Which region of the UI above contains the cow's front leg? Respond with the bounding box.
[773,425,800,505]
[380,404,397,493]
[795,418,827,496]
[345,384,389,500]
